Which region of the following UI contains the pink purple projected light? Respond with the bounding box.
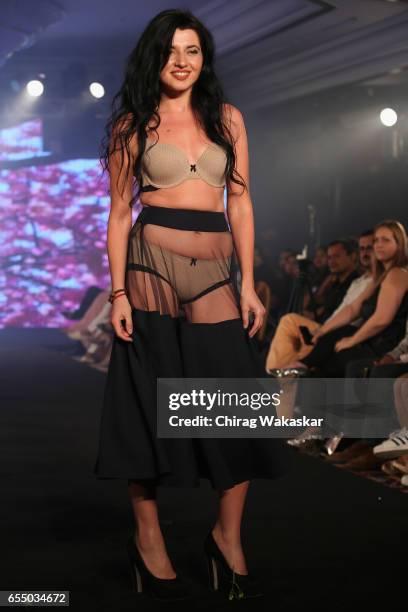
[0,118,139,328]
[0,117,51,161]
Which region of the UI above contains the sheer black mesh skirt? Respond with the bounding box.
[93,205,293,489]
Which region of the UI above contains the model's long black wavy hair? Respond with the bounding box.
[99,8,247,207]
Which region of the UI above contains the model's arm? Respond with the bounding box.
[225,104,265,338]
[107,117,136,342]
[335,268,408,351]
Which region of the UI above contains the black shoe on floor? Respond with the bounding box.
[204,529,263,600]
[126,533,193,602]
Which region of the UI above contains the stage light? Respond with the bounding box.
[26,80,44,97]
[380,107,398,127]
[89,82,105,99]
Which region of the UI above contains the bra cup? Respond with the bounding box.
[141,141,227,189]
[196,145,227,188]
[142,145,188,188]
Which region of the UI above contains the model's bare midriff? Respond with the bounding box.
[137,113,226,213]
[140,182,225,213]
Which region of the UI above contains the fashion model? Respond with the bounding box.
[94,8,292,602]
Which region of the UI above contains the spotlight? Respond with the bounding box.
[89,82,105,99]
[380,107,398,127]
[26,80,44,97]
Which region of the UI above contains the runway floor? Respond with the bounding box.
[1,327,407,611]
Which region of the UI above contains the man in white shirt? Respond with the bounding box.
[321,231,374,328]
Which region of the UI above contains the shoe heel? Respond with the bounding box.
[206,554,219,591]
[203,530,263,599]
[126,534,191,601]
[129,559,143,593]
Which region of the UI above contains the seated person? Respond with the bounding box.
[325,230,374,327]
[265,236,365,372]
[284,221,408,445]
[345,315,408,378]
[376,317,408,367]
[254,245,274,288]
[301,246,329,313]
[306,239,360,322]
[343,318,408,458]
[293,220,408,378]
[274,250,299,315]
[254,245,280,314]
[320,344,408,463]
[311,246,329,287]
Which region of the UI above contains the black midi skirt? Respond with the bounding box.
[93,205,293,490]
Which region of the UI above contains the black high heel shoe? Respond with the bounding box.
[204,530,263,600]
[126,533,192,601]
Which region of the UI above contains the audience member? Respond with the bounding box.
[298,220,408,377]
[265,238,361,372]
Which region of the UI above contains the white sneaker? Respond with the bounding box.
[373,427,408,459]
[401,474,408,487]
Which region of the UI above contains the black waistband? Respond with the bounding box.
[137,205,229,232]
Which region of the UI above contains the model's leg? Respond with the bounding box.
[212,481,250,574]
[128,481,176,579]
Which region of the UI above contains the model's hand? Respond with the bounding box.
[334,336,355,352]
[240,287,266,338]
[111,295,133,342]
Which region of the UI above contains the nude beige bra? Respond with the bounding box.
[140,137,227,191]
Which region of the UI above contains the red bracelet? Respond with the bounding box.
[108,290,127,304]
